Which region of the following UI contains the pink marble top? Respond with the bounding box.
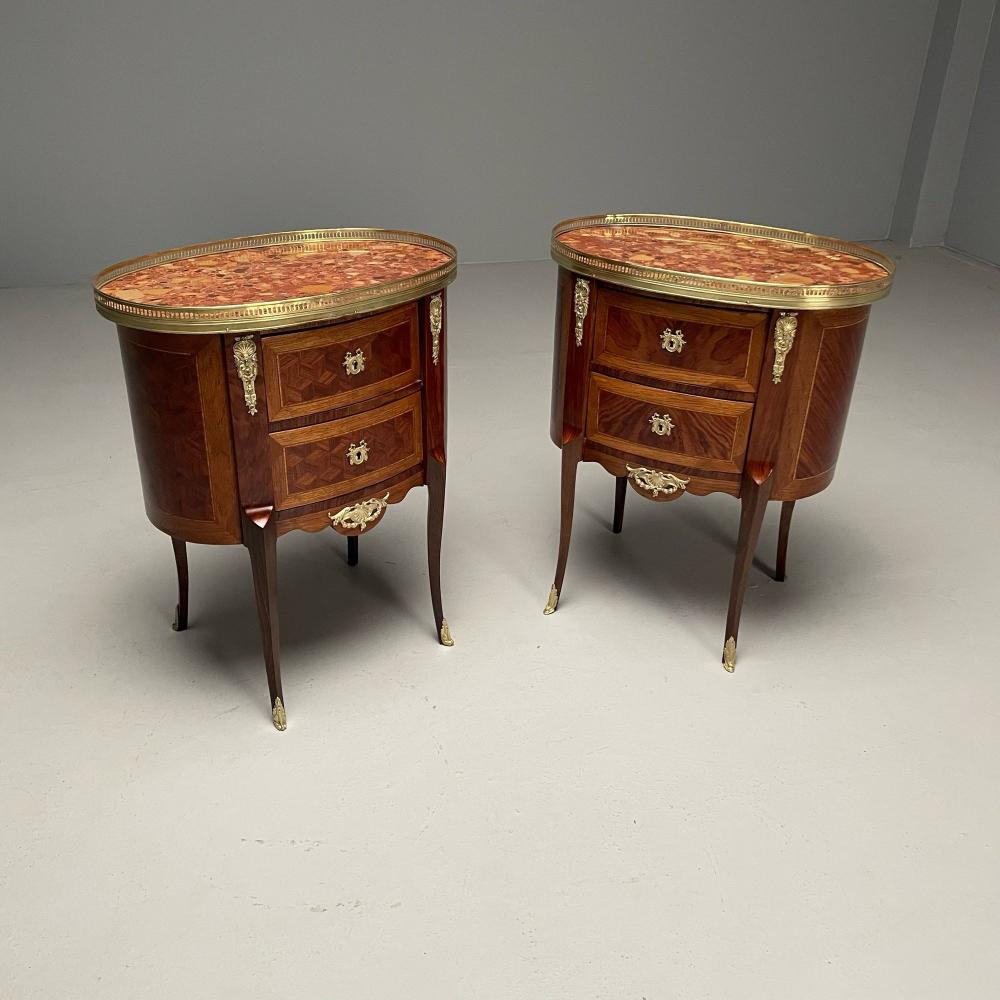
[101,238,453,307]
[556,224,888,286]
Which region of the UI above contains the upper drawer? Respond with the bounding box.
[269,393,423,509]
[261,303,419,421]
[586,373,753,475]
[593,288,767,393]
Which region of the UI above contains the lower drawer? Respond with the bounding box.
[269,393,423,509]
[585,373,752,475]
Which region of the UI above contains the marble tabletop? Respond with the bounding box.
[94,229,457,334]
[551,215,894,309]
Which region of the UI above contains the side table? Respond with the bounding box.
[545,214,895,670]
[94,228,457,729]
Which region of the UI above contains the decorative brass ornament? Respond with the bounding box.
[722,637,737,673]
[343,348,366,376]
[543,584,559,615]
[328,492,390,532]
[772,312,798,383]
[648,411,674,437]
[439,618,455,646]
[272,697,287,731]
[660,328,685,353]
[232,336,259,415]
[626,464,689,498]
[346,439,369,467]
[429,293,443,366]
[573,278,590,347]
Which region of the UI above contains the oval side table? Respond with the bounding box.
[545,214,895,670]
[94,228,457,729]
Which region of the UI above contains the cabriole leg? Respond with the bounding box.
[426,457,453,646]
[612,475,627,534]
[171,537,189,632]
[775,500,795,582]
[544,435,584,614]
[243,507,286,730]
[723,467,774,672]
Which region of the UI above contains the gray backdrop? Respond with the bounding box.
[948,9,1000,262]
[0,0,940,285]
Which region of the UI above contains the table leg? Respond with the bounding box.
[171,537,189,632]
[722,466,773,672]
[612,475,627,534]
[544,435,584,615]
[347,535,358,567]
[243,506,286,730]
[427,456,453,646]
[775,500,795,582]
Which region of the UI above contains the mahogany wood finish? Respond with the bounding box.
[593,289,768,393]
[426,456,448,642]
[723,463,773,668]
[612,476,626,534]
[582,442,742,498]
[117,328,240,544]
[775,500,795,582]
[223,332,273,510]
[109,281,452,729]
[544,434,584,614]
[242,506,284,729]
[548,248,886,669]
[261,304,420,421]
[587,373,754,474]
[171,537,189,632]
[423,292,447,464]
[268,393,423,509]
[549,269,592,446]
[771,308,870,501]
[276,469,424,537]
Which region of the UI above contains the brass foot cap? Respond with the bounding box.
[543,584,559,616]
[439,618,455,647]
[272,697,287,731]
[722,636,737,673]
[171,606,186,632]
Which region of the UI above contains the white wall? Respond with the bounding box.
[948,6,1000,264]
[1,0,937,286]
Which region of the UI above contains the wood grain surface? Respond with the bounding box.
[117,326,240,544]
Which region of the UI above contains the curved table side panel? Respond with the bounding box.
[772,306,870,502]
[117,326,241,544]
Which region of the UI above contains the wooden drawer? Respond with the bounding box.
[593,288,767,393]
[269,393,423,509]
[262,303,419,420]
[586,373,753,475]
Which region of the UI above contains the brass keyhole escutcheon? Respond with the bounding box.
[343,348,366,376]
[649,411,674,437]
[346,439,369,467]
[660,328,685,353]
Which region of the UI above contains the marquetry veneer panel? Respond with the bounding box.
[269,393,423,509]
[262,304,419,421]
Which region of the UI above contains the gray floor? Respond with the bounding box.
[1,247,999,998]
